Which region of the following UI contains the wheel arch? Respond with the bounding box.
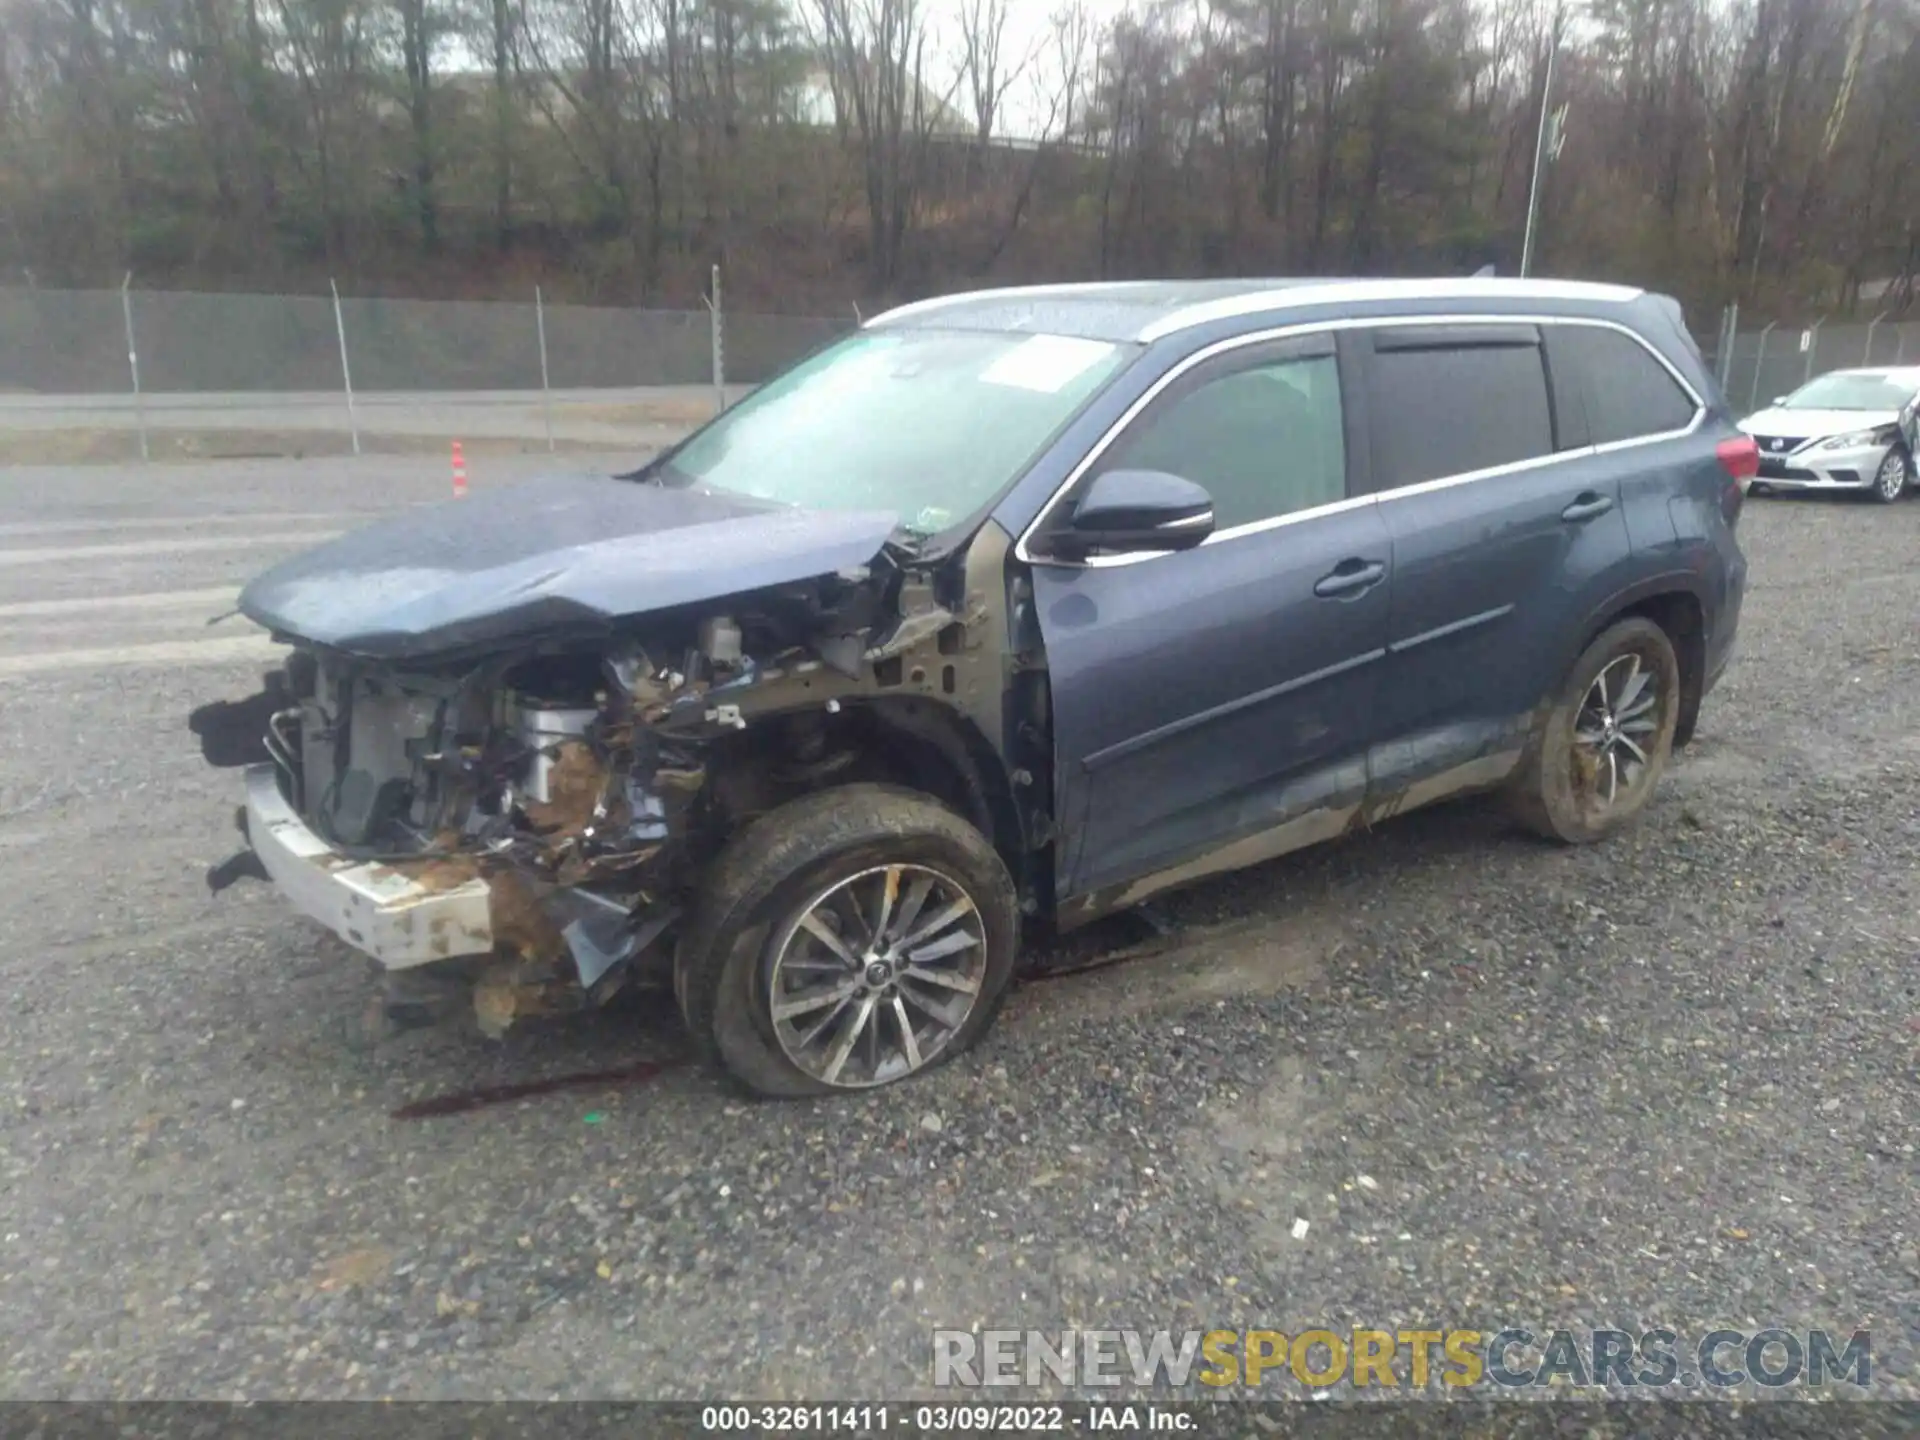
[845,695,1026,876]
[1571,576,1708,748]
[702,695,1026,887]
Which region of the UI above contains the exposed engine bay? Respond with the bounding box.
[190,536,1041,1037]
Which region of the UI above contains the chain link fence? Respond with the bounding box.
[12,282,1913,461]
[0,282,853,460]
[1705,310,1920,416]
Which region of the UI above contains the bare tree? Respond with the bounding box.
[395,0,441,248]
[1,0,1916,317]
[813,0,952,289]
[276,0,379,264]
[972,0,1090,273]
[956,0,1027,163]
[488,0,519,250]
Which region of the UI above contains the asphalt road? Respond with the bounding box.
[0,459,1915,1406]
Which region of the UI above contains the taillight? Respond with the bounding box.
[1716,434,1756,524]
[1716,435,1759,485]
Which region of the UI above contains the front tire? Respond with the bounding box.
[1507,617,1681,844]
[674,784,1019,1098]
[1870,446,1912,503]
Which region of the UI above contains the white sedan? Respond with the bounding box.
[1739,366,1920,503]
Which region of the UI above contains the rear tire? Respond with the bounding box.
[1507,618,1681,844]
[674,784,1019,1098]
[1870,446,1911,504]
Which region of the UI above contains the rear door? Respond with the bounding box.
[1356,320,1635,803]
[1547,320,1704,558]
[1027,333,1394,905]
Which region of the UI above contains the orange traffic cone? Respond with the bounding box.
[451,440,468,498]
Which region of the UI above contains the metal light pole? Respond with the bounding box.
[1863,311,1888,365]
[704,263,725,415]
[1803,314,1827,383]
[1717,300,1739,388]
[330,278,361,456]
[1750,322,1777,411]
[1520,8,1564,278]
[120,271,148,463]
[535,284,555,453]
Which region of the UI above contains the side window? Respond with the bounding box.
[1099,352,1347,531]
[1552,324,1699,444]
[1367,336,1555,489]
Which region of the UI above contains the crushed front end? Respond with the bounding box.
[187,531,1018,1038]
[194,632,746,1032]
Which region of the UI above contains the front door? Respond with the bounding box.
[1025,333,1394,911]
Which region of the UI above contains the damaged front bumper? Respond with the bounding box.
[244,763,494,969]
[198,524,997,1035]
[1752,440,1891,490]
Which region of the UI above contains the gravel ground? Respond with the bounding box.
[0,463,1914,1408]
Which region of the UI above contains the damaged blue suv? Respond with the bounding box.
[191,277,1751,1096]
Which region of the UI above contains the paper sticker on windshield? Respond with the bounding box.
[979,335,1117,394]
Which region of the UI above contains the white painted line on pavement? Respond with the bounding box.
[0,532,340,567]
[0,635,284,679]
[0,586,241,618]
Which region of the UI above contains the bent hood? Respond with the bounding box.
[1740,407,1901,442]
[237,474,900,660]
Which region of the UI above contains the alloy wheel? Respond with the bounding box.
[1875,449,1910,501]
[1570,652,1664,815]
[766,864,988,1088]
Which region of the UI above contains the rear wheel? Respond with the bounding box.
[1870,446,1912,503]
[1508,618,1681,844]
[674,784,1019,1098]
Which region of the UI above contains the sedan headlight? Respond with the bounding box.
[1819,427,1896,450]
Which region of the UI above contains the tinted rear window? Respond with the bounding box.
[1554,325,1697,443]
[1368,340,1555,489]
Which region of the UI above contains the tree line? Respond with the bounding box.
[1,0,1916,323]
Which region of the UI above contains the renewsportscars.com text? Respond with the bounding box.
[932,1326,1873,1391]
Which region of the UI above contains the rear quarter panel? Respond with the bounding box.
[1629,294,1748,683]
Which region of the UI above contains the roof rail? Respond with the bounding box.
[1137,277,1644,342]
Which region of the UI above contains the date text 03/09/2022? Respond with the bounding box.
[698,1403,1191,1433]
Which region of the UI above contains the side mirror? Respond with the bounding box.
[1771,396,1788,407]
[1054,469,1214,559]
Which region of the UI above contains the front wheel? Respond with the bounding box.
[675,784,1019,1098]
[1507,617,1681,844]
[1870,446,1912,503]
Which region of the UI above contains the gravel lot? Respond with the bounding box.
[0,459,1914,1407]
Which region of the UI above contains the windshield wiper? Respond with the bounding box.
[886,526,930,557]
[615,436,693,484]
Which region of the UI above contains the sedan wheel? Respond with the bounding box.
[1871,447,1912,504]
